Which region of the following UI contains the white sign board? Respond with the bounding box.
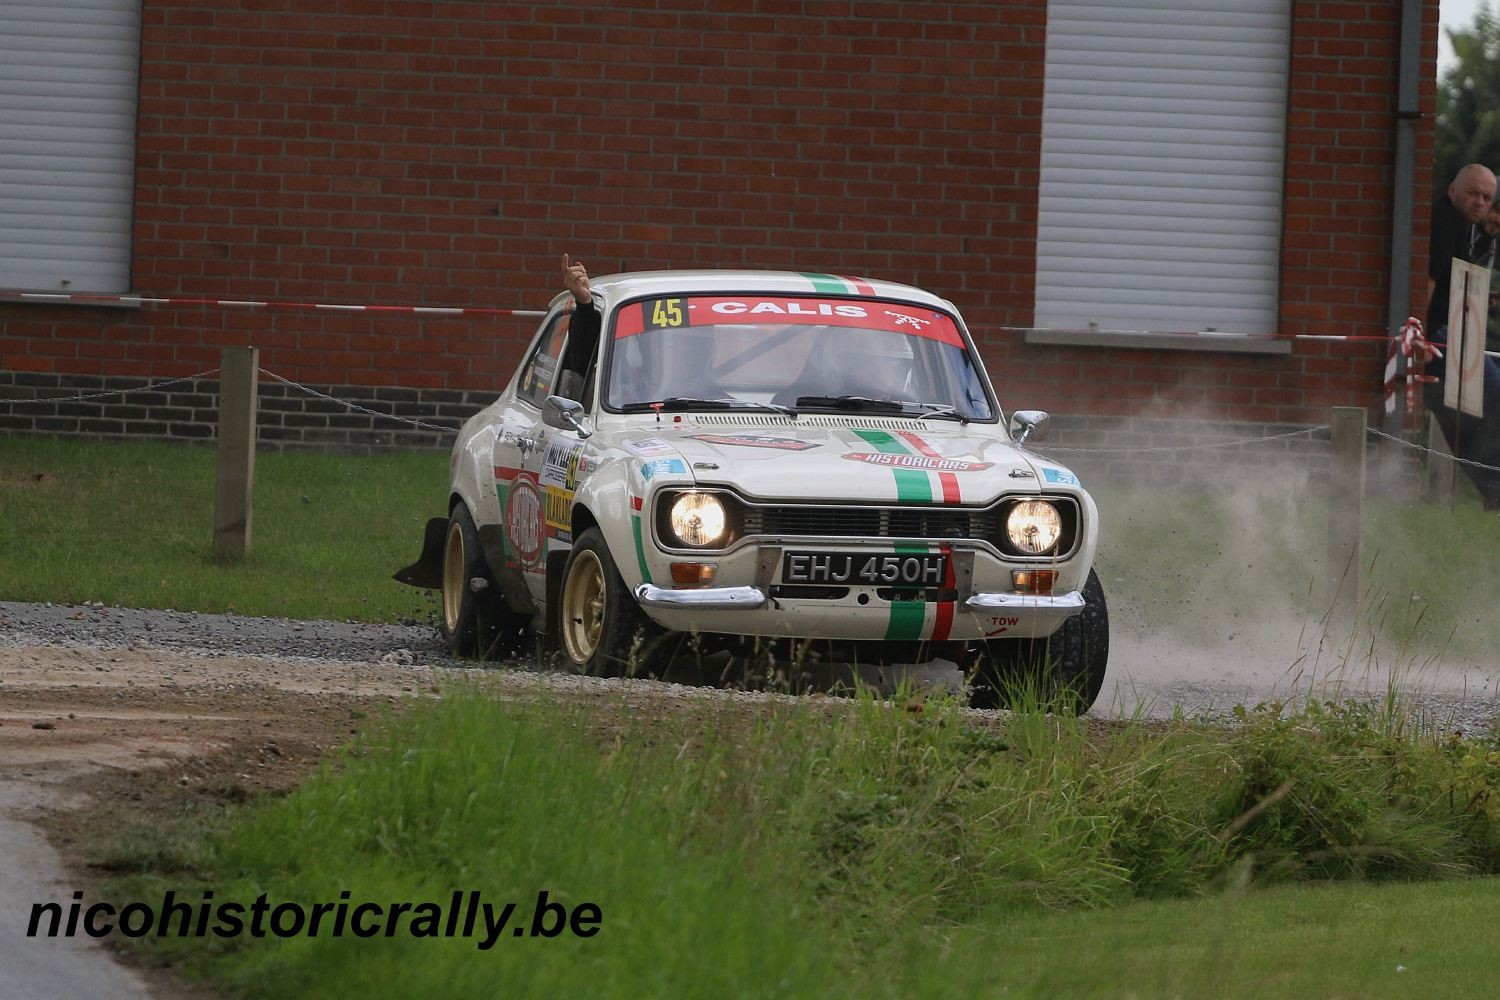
[1445,259,1489,417]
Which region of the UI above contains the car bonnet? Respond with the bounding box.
[618,420,1072,505]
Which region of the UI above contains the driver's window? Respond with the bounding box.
[517,313,570,407]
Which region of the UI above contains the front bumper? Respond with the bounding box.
[636,582,1085,617]
[635,584,768,610]
[633,540,1089,641]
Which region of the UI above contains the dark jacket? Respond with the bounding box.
[1428,193,1494,336]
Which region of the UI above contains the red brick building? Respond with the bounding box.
[0,1,1441,467]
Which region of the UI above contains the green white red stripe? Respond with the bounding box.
[849,428,960,642]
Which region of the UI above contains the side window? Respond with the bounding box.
[517,313,571,408]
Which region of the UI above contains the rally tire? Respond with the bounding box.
[440,502,527,659]
[969,569,1110,715]
[557,528,660,676]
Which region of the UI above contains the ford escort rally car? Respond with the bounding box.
[396,270,1109,712]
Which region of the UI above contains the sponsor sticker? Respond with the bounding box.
[541,440,584,490]
[613,296,964,346]
[544,485,572,531]
[1041,468,1079,486]
[504,475,545,568]
[687,433,818,452]
[623,436,676,457]
[844,452,993,472]
[640,458,688,480]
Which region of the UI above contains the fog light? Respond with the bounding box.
[670,562,718,586]
[1011,570,1057,594]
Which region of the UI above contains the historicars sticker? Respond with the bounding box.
[843,453,993,472]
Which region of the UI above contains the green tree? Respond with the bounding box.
[1436,3,1500,193]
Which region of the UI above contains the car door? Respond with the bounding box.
[493,308,574,604]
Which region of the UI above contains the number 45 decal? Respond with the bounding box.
[651,298,684,328]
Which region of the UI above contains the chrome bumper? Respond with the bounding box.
[964,590,1085,614]
[633,583,1082,617]
[634,584,768,610]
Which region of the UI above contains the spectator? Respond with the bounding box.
[1425,164,1500,509]
[1427,163,1496,336]
[1485,195,1500,353]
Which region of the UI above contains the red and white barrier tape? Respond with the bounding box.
[0,290,546,318]
[1382,316,1442,419]
[997,326,1402,343]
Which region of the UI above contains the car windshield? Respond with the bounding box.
[602,294,996,420]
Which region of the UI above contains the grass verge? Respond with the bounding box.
[91,686,1500,998]
[0,437,445,622]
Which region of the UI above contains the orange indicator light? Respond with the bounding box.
[1011,570,1057,594]
[670,562,718,586]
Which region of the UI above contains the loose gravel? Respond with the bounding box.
[0,600,446,665]
[1,599,1496,733]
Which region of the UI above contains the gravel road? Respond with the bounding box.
[2,598,1496,730]
[0,600,444,665]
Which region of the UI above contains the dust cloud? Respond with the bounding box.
[1086,453,1500,721]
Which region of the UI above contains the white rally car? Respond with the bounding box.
[397,270,1108,711]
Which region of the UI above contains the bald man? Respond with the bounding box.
[1427,163,1497,335]
[1425,164,1500,510]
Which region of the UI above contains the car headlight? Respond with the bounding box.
[668,492,727,547]
[1006,500,1062,554]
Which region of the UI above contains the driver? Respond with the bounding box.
[778,327,915,404]
[816,328,914,398]
[558,253,600,399]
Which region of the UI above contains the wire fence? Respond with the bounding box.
[4,371,1500,475]
[257,370,454,434]
[1033,425,1329,456]
[0,369,222,404]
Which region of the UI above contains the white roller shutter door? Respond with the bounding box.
[0,0,140,293]
[1034,0,1291,334]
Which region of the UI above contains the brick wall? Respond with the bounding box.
[0,0,1439,452]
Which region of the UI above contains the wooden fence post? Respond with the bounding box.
[1421,410,1456,506]
[213,347,259,560]
[1326,406,1366,617]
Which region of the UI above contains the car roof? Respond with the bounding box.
[557,270,957,312]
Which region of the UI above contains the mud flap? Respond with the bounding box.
[393,516,447,589]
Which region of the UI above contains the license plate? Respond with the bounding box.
[781,551,947,586]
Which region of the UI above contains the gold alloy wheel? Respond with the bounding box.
[561,548,606,666]
[442,519,466,635]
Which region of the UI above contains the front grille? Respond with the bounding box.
[742,506,1003,542]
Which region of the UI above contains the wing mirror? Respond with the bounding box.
[543,395,592,439]
[1008,409,1050,445]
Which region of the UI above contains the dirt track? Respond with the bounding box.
[0,640,448,1000]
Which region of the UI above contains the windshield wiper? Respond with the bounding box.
[620,397,798,417]
[792,395,906,413]
[910,402,969,424]
[793,396,968,422]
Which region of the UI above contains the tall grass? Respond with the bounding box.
[108,687,1500,997]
